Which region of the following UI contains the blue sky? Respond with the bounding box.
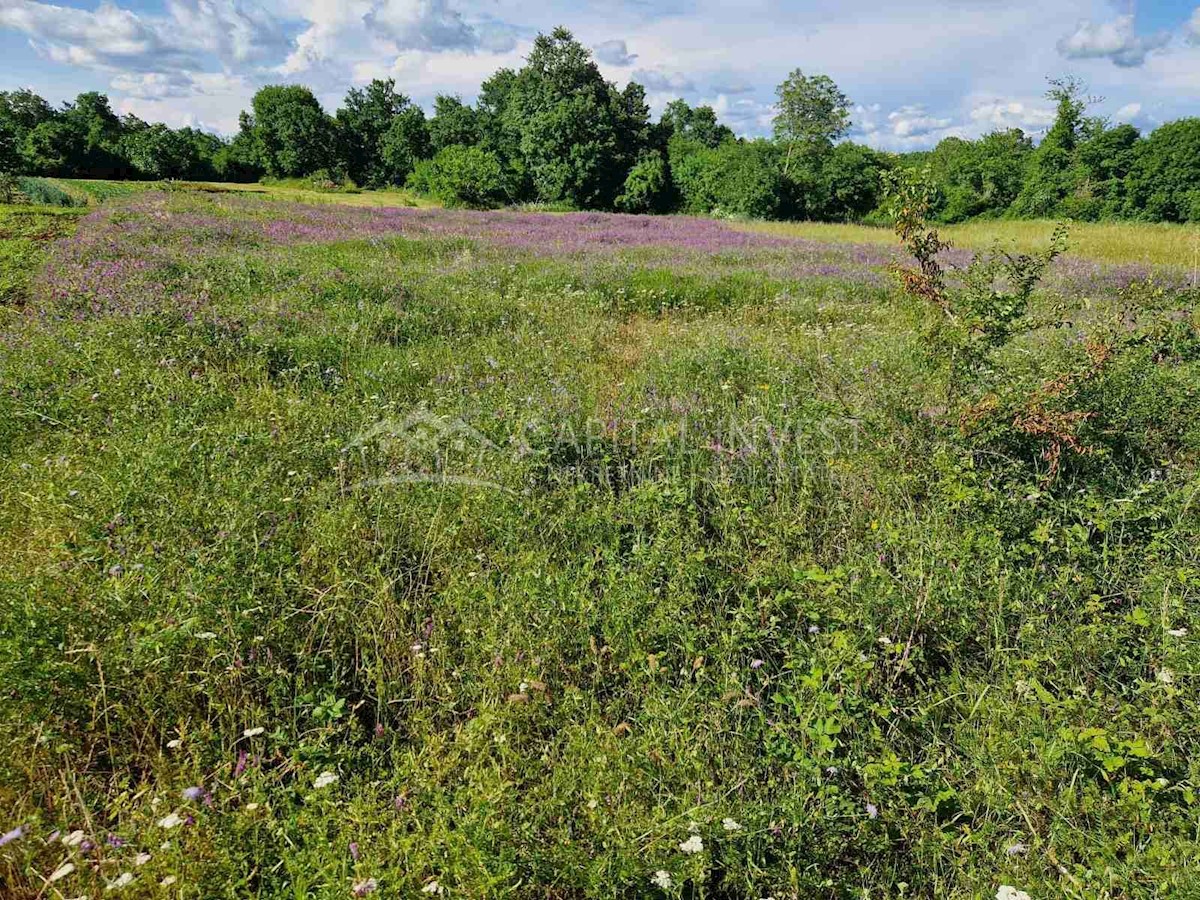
[2,0,1199,148]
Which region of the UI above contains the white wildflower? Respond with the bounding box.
[421,880,444,894]
[245,803,260,812]
[1157,669,1175,685]
[243,727,265,738]
[678,835,704,854]
[135,853,152,866]
[49,863,76,882]
[166,739,181,749]
[157,813,184,830]
[722,817,743,832]
[62,830,87,848]
[651,870,673,890]
[1004,842,1028,856]
[313,771,339,789]
[195,632,217,640]
[1168,628,1188,638]
[586,799,598,810]
[107,872,135,891]
[161,876,177,887]
[997,887,1032,900]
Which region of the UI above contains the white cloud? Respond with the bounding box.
[1187,7,1200,45]
[1056,15,1170,68]
[631,68,694,93]
[364,0,477,52]
[887,104,952,138]
[1114,101,1141,121]
[593,39,636,66]
[0,0,286,72]
[968,99,1055,131]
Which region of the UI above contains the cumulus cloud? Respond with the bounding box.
[1056,15,1170,67]
[593,39,636,66]
[968,99,1055,131]
[0,0,286,72]
[364,0,476,52]
[887,104,952,138]
[110,70,251,100]
[710,80,754,95]
[632,68,693,93]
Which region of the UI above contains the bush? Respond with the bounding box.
[615,152,672,214]
[406,145,506,208]
[15,176,85,207]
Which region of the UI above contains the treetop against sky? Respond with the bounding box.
[1,0,1199,146]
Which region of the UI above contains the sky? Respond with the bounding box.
[2,0,1200,149]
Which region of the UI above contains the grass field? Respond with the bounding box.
[2,190,1199,898]
[742,217,1200,269]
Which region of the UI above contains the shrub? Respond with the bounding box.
[615,152,672,213]
[406,145,507,208]
[14,176,85,207]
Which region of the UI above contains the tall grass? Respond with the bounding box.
[1,192,1198,898]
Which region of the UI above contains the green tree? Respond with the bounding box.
[773,70,850,175]
[335,79,417,187]
[1124,118,1200,222]
[1010,77,1094,218]
[429,95,480,152]
[247,85,334,178]
[379,105,431,185]
[616,151,672,213]
[21,119,81,176]
[504,27,648,208]
[661,100,733,148]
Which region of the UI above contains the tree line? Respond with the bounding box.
[3,27,1200,224]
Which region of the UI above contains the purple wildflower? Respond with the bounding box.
[106,833,126,848]
[349,841,360,861]
[750,659,765,669]
[182,786,205,802]
[233,750,248,779]
[0,826,25,847]
[866,803,879,820]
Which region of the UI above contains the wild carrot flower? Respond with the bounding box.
[63,830,87,848]
[678,835,704,854]
[722,818,743,831]
[996,888,1031,900]
[243,727,265,738]
[421,880,444,894]
[1157,669,1175,684]
[161,876,177,887]
[314,771,339,789]
[651,870,673,890]
[135,853,152,866]
[1168,628,1188,637]
[157,813,184,829]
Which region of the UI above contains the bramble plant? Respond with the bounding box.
[886,167,1069,388]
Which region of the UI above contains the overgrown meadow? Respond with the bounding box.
[2,190,1199,899]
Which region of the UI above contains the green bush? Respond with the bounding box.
[615,152,672,214]
[407,145,507,208]
[14,176,85,207]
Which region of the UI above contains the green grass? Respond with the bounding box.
[1,193,1199,898]
[0,203,85,304]
[742,217,1200,267]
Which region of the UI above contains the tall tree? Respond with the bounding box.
[247,85,334,179]
[504,27,648,208]
[335,79,417,187]
[773,70,850,175]
[428,95,480,152]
